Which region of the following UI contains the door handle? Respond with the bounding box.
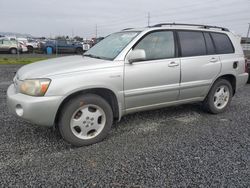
[168,62,179,67]
[210,57,218,63]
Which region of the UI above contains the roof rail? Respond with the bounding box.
[151,23,229,32]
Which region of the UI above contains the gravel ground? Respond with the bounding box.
[0,65,249,187]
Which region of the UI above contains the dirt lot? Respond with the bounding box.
[0,65,249,187]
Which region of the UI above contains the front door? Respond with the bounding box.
[124,30,181,111]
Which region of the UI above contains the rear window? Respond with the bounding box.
[178,31,206,57]
[210,33,234,54]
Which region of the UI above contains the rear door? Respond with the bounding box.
[178,31,221,100]
[57,40,68,53]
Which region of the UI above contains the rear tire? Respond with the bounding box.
[27,46,34,53]
[58,94,113,146]
[203,79,233,114]
[76,48,83,54]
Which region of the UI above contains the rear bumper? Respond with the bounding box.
[7,84,62,127]
[236,73,249,90]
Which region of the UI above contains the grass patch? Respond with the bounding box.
[0,57,49,64]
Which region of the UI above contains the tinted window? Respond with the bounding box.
[204,32,216,55]
[134,31,175,60]
[178,31,206,57]
[210,33,234,54]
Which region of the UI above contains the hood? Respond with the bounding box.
[17,55,114,80]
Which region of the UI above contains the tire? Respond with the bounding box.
[58,94,113,146]
[203,79,233,114]
[76,48,83,54]
[27,46,33,53]
[9,48,17,54]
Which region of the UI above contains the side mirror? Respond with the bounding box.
[127,49,146,63]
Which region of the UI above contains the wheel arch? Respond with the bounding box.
[54,88,120,127]
[213,74,236,95]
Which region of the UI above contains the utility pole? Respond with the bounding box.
[95,24,98,38]
[147,12,151,27]
[246,23,250,51]
[71,28,74,39]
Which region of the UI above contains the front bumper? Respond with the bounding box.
[7,84,62,127]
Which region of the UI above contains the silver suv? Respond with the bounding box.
[7,23,249,146]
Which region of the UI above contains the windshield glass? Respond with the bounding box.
[84,31,139,60]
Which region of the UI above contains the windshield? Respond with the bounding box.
[84,31,139,60]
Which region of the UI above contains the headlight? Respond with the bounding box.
[20,79,51,96]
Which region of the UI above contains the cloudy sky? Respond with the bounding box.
[0,0,249,38]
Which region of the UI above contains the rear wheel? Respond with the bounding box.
[27,46,34,53]
[76,48,83,54]
[58,94,113,146]
[203,79,233,114]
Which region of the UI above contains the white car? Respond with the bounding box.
[18,41,28,53]
[17,38,38,53]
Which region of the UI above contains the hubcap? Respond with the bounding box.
[70,104,106,140]
[213,85,230,110]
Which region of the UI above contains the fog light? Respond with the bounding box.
[16,104,23,117]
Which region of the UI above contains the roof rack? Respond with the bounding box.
[121,28,134,31]
[151,23,229,32]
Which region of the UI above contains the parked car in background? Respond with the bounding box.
[82,42,91,52]
[0,38,21,54]
[39,40,84,54]
[18,41,28,53]
[17,38,39,53]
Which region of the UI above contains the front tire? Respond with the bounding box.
[10,48,17,54]
[203,79,233,114]
[58,94,113,146]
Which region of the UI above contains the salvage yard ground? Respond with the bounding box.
[0,65,249,187]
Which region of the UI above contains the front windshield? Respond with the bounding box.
[84,31,139,60]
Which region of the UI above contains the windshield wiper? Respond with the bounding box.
[83,54,101,59]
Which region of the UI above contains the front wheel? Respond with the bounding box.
[10,48,17,54]
[58,94,113,146]
[203,79,233,114]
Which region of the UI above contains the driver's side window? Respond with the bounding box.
[134,31,175,61]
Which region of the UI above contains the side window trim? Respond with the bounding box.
[202,32,208,55]
[208,32,218,54]
[203,32,217,55]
